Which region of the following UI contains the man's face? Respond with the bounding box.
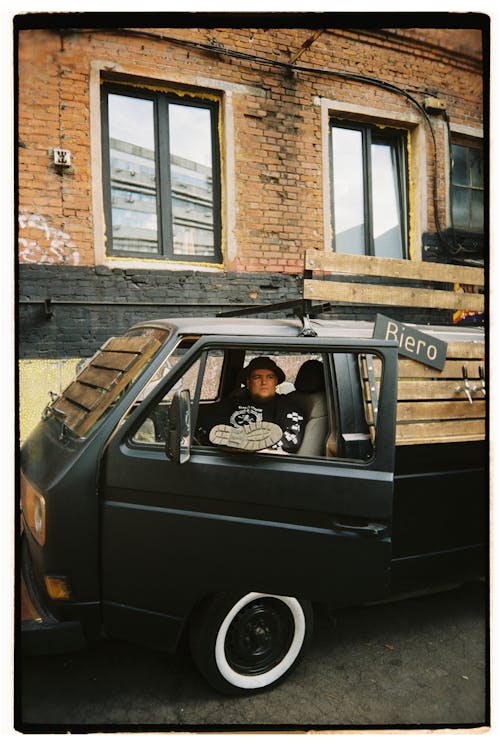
[247,368,278,403]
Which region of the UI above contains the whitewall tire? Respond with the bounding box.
[190,591,313,695]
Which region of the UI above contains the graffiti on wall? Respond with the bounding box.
[18,213,80,264]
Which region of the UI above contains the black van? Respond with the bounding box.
[20,315,487,694]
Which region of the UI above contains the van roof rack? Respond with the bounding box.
[216,298,329,336]
[216,298,305,318]
[216,298,335,319]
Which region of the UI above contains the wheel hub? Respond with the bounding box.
[225,598,294,676]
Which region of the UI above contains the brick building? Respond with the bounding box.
[16,13,487,438]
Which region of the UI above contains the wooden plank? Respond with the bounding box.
[360,367,377,439]
[305,250,485,287]
[72,337,162,436]
[369,345,485,371]
[396,419,485,445]
[371,358,484,380]
[64,382,106,411]
[77,366,122,390]
[446,342,485,359]
[102,336,160,354]
[396,400,485,422]
[304,278,485,312]
[90,351,139,372]
[397,380,485,400]
[50,397,88,431]
[397,359,484,379]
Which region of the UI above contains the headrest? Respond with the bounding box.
[294,360,325,393]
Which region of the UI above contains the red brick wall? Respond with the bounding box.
[17,25,484,274]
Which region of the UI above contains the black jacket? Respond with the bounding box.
[197,390,305,453]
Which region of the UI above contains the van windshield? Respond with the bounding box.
[44,327,170,438]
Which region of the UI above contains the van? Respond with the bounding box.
[20,253,487,694]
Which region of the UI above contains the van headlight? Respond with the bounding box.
[20,471,46,546]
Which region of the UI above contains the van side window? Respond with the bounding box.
[130,346,224,445]
[130,338,201,444]
[198,349,225,401]
[195,349,331,457]
[131,356,201,444]
[130,345,381,462]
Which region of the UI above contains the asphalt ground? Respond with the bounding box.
[16,580,489,734]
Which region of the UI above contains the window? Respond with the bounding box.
[101,84,221,263]
[330,122,408,258]
[130,345,380,461]
[132,336,203,443]
[451,141,484,232]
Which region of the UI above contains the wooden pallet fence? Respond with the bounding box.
[303,250,484,312]
[361,342,485,446]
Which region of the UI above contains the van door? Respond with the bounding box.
[99,336,398,651]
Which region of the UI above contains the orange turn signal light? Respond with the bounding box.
[44,576,71,601]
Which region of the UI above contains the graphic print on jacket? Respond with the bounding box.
[199,391,305,453]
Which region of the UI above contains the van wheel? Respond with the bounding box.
[189,591,313,695]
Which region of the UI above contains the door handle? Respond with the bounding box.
[331,520,387,536]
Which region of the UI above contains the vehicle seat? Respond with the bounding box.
[288,360,329,457]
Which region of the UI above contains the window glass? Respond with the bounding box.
[371,143,404,258]
[470,148,483,188]
[130,346,382,461]
[471,191,484,230]
[108,94,159,255]
[330,351,379,461]
[332,127,365,255]
[451,185,470,226]
[169,104,215,257]
[331,122,407,258]
[451,142,484,232]
[132,356,201,445]
[131,337,201,444]
[451,144,468,185]
[102,85,221,262]
[199,350,224,400]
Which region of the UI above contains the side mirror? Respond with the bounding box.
[166,389,191,464]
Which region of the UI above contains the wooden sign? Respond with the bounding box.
[373,314,447,370]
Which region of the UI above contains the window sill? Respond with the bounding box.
[103,256,224,272]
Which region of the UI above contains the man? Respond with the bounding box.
[198,356,305,453]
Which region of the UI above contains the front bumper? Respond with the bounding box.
[21,538,86,655]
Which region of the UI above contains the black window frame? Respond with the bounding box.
[101,82,222,264]
[330,120,409,258]
[128,341,383,463]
